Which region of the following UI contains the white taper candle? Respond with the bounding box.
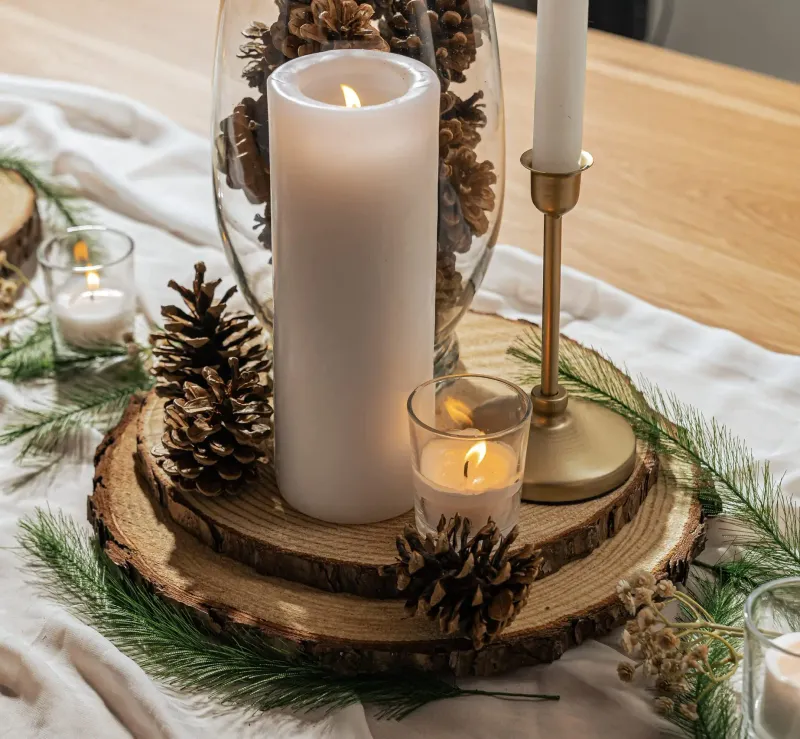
[532,0,589,173]
[268,50,439,524]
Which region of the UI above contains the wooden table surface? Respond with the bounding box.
[2,1,800,354]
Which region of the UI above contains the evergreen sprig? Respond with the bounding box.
[18,509,558,720]
[0,148,90,229]
[509,329,800,739]
[0,321,137,382]
[0,361,153,459]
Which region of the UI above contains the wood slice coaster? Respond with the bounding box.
[90,394,705,677]
[135,313,659,599]
[0,170,42,272]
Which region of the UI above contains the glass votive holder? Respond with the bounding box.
[407,374,532,537]
[37,226,136,352]
[744,577,800,739]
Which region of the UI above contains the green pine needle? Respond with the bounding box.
[0,148,90,228]
[0,322,138,382]
[509,330,800,581]
[0,363,153,459]
[509,329,800,739]
[17,509,559,720]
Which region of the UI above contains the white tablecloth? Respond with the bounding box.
[1,74,797,739]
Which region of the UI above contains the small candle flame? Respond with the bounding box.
[444,397,473,428]
[73,240,90,263]
[463,441,487,477]
[86,270,100,291]
[340,84,361,108]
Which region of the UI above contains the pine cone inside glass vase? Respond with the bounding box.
[239,20,288,92]
[392,515,542,649]
[442,144,496,237]
[295,0,390,53]
[216,95,270,206]
[151,262,270,400]
[380,0,484,86]
[153,359,273,498]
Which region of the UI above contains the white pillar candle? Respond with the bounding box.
[760,633,800,738]
[532,0,589,173]
[268,50,439,524]
[414,437,521,533]
[53,270,135,349]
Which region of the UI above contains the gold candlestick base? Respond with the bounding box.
[520,149,636,503]
[524,396,637,503]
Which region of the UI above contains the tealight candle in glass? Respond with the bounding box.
[37,226,136,352]
[744,577,800,739]
[407,374,532,537]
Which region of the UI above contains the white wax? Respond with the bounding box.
[415,438,520,528]
[268,51,439,524]
[760,632,800,738]
[532,0,589,173]
[53,278,135,349]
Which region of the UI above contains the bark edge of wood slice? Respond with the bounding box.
[135,314,659,599]
[89,394,706,677]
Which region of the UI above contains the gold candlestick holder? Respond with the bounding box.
[520,150,636,503]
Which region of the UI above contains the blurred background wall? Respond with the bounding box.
[520,0,800,83]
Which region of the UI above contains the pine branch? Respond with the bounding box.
[0,321,148,382]
[509,330,800,582]
[509,329,800,739]
[0,148,90,229]
[671,575,744,739]
[0,364,153,459]
[0,321,53,380]
[18,509,558,720]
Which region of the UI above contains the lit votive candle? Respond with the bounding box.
[408,375,532,536]
[38,226,136,351]
[760,633,800,738]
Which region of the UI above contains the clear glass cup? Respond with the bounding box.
[407,374,531,537]
[744,577,800,739]
[37,225,136,352]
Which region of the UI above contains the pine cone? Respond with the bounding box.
[151,262,270,399]
[380,0,484,87]
[440,90,486,142]
[392,516,542,649]
[442,145,496,237]
[239,21,288,92]
[153,359,273,498]
[254,206,272,250]
[297,0,390,53]
[438,160,472,254]
[217,96,270,206]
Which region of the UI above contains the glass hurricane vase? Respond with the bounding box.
[212,0,505,375]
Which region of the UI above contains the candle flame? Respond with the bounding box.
[73,240,89,263]
[340,84,361,108]
[444,397,473,428]
[86,270,100,291]
[465,441,487,468]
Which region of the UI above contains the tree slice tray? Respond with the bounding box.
[89,394,705,677]
[0,170,42,274]
[135,314,659,598]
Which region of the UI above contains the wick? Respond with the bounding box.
[463,459,469,478]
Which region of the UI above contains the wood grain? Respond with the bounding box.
[90,392,705,677]
[0,171,42,272]
[134,314,659,599]
[2,2,799,353]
